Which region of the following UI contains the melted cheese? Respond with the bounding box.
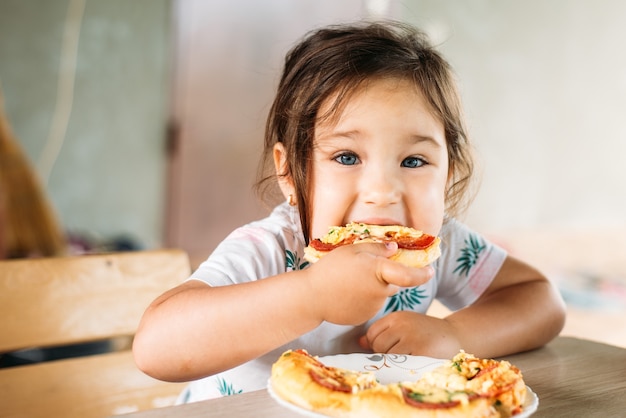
[401,381,471,405]
[418,363,469,392]
[321,223,423,245]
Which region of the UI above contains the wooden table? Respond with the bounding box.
[121,337,626,417]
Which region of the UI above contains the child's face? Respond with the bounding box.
[309,77,449,238]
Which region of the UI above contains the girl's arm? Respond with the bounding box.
[360,255,566,358]
[445,255,566,356]
[133,271,320,382]
[133,242,433,382]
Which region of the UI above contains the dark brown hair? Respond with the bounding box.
[256,20,475,243]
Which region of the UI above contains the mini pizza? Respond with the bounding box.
[270,349,379,417]
[447,351,527,417]
[304,223,441,268]
[269,349,527,418]
[405,351,527,417]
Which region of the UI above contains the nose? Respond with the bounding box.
[360,165,402,207]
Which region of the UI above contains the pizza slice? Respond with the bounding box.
[447,351,527,417]
[270,349,380,417]
[408,351,525,417]
[304,223,441,268]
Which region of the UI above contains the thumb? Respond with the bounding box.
[382,240,399,255]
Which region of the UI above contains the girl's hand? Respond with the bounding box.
[302,241,434,326]
[358,311,461,358]
[358,256,567,360]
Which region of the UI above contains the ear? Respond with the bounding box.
[273,142,295,201]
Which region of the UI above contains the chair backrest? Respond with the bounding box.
[0,249,190,417]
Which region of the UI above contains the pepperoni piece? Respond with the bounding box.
[309,369,353,393]
[393,233,436,250]
[401,386,461,409]
[308,235,357,251]
[470,364,498,380]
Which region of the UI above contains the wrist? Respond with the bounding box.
[288,268,325,328]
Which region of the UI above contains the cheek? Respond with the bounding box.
[408,178,447,235]
[309,189,340,238]
[309,221,329,240]
[308,171,352,238]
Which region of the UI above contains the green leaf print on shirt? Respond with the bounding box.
[453,234,486,277]
[285,249,309,271]
[384,287,427,313]
[216,376,243,396]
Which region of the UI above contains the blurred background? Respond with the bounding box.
[1,0,624,345]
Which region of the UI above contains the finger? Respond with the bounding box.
[353,242,435,287]
[358,334,370,350]
[352,240,399,261]
[350,242,400,285]
[372,331,400,354]
[378,262,434,289]
[362,318,396,353]
[350,242,433,290]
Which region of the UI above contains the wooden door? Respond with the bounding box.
[166,0,394,267]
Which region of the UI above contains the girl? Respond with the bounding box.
[133,20,565,402]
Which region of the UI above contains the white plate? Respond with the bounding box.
[268,353,538,417]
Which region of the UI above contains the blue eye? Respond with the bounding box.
[401,156,426,168]
[335,153,359,166]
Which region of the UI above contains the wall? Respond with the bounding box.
[0,0,171,249]
[400,1,626,233]
[401,1,626,347]
[2,0,625,254]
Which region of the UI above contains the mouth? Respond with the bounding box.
[350,218,405,227]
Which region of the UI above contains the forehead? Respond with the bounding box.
[318,77,435,119]
[315,77,443,138]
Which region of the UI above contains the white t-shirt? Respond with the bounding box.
[178,202,506,403]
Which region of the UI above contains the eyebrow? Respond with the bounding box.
[315,129,445,149]
[315,128,356,140]
[409,135,444,148]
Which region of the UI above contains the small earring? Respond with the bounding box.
[288,194,296,206]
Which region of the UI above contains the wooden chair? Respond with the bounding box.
[0,249,190,417]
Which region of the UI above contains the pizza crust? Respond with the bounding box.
[353,385,498,418]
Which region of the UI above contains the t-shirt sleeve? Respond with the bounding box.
[188,224,288,286]
[434,218,507,311]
